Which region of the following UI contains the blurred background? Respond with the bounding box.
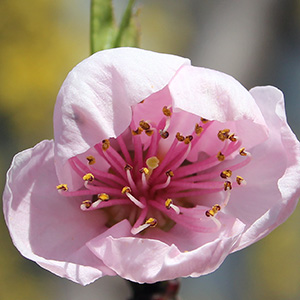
[1,0,300,299]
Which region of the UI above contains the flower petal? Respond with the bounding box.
[3,140,115,285]
[54,48,190,186]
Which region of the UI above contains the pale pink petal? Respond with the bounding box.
[229,86,300,251]
[3,140,115,285]
[54,48,190,186]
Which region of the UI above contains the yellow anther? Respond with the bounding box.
[201,117,209,124]
[86,155,96,165]
[82,200,92,208]
[146,156,160,169]
[132,127,143,135]
[139,99,145,104]
[228,133,237,142]
[217,151,225,161]
[239,147,247,156]
[122,186,131,194]
[220,170,232,179]
[139,120,151,130]
[145,129,154,136]
[184,135,193,144]
[236,176,245,185]
[165,198,173,209]
[176,132,185,142]
[145,217,158,227]
[224,181,232,191]
[83,173,95,182]
[166,170,174,177]
[159,130,169,139]
[124,164,133,171]
[98,193,109,201]
[56,184,68,191]
[217,129,230,141]
[205,204,221,217]
[162,106,172,117]
[102,139,110,151]
[139,167,150,175]
[195,124,204,135]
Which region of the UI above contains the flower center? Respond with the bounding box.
[57,105,250,235]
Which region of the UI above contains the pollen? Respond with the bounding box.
[56,184,68,191]
[139,120,151,130]
[220,170,232,179]
[184,135,193,144]
[217,151,225,161]
[98,193,109,201]
[122,186,131,194]
[162,106,172,117]
[145,217,158,227]
[102,139,110,151]
[159,130,169,139]
[217,129,230,141]
[86,155,96,165]
[224,181,232,191]
[205,204,221,217]
[236,176,245,185]
[195,123,204,135]
[83,173,95,182]
[132,127,143,135]
[146,156,160,169]
[239,147,247,156]
[176,132,185,142]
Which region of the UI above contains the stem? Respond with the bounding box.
[127,279,181,300]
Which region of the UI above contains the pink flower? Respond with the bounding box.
[3,48,300,285]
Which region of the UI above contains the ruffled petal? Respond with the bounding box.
[54,48,190,186]
[3,140,114,285]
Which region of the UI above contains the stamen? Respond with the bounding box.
[102,139,110,151]
[145,129,154,136]
[56,184,68,191]
[220,170,232,179]
[83,173,95,182]
[236,175,246,185]
[166,170,174,177]
[176,132,185,142]
[139,167,149,175]
[184,135,193,144]
[224,181,232,191]
[159,130,169,139]
[125,164,138,193]
[132,127,143,135]
[98,193,109,201]
[139,120,151,130]
[195,124,204,135]
[201,117,209,124]
[205,204,221,217]
[228,133,238,142]
[122,186,145,208]
[145,217,158,227]
[131,217,157,235]
[81,200,92,210]
[162,106,172,117]
[217,151,225,161]
[165,198,181,214]
[86,156,96,165]
[239,147,248,156]
[217,129,230,141]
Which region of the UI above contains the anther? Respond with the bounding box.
[56,184,68,191]
[86,155,96,165]
[176,132,185,142]
[81,200,92,209]
[139,167,150,175]
[239,147,247,156]
[217,151,225,161]
[132,127,143,135]
[201,117,209,124]
[145,217,158,227]
[224,181,232,191]
[145,129,154,136]
[165,198,180,214]
[236,176,245,185]
[220,170,232,179]
[139,120,151,130]
[98,193,109,201]
[195,124,204,135]
[205,204,221,217]
[102,139,110,151]
[184,135,193,144]
[122,186,131,194]
[228,133,237,142]
[162,106,172,117]
[217,129,230,141]
[83,173,95,182]
[159,130,169,139]
[166,170,174,177]
[124,164,133,171]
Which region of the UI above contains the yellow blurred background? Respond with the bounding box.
[1,1,300,299]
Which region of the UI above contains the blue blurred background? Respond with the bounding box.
[1,1,300,299]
